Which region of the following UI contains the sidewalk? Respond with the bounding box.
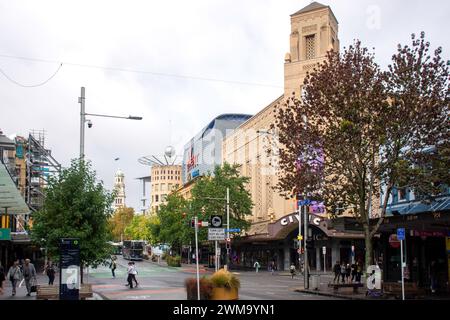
[0,271,103,300]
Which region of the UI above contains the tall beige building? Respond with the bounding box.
[222,3,366,271]
[113,169,126,209]
[150,165,182,214]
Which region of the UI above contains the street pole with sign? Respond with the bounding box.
[304,204,309,289]
[59,238,80,300]
[226,187,230,270]
[298,203,302,272]
[323,246,326,273]
[397,228,405,300]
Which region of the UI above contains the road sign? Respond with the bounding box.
[210,215,223,228]
[225,228,241,233]
[297,199,312,206]
[208,228,225,241]
[397,228,405,241]
[201,221,209,227]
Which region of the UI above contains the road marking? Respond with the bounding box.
[106,288,185,296]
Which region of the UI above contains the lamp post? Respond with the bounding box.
[78,87,143,159]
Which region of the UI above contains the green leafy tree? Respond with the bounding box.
[124,214,153,241]
[108,206,134,241]
[273,34,449,268]
[31,159,114,282]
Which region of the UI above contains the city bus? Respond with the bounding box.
[122,240,145,260]
[108,241,123,255]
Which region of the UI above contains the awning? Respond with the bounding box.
[0,163,30,215]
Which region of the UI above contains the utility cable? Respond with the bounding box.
[0,62,62,88]
[0,53,283,89]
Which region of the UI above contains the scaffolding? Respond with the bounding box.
[26,130,61,212]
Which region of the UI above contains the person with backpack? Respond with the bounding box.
[7,260,23,296]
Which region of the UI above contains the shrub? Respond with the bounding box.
[185,277,213,300]
[210,269,240,290]
[166,255,181,267]
[161,252,168,260]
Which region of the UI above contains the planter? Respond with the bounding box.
[211,287,239,300]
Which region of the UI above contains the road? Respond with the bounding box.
[85,256,339,300]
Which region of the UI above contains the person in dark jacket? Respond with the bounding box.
[351,263,357,283]
[45,261,56,285]
[429,260,438,293]
[333,261,341,283]
[22,259,37,296]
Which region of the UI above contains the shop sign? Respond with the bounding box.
[389,234,400,248]
[280,214,321,227]
[412,230,446,238]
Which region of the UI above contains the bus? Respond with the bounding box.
[108,241,123,255]
[122,240,145,261]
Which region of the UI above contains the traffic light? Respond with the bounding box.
[226,238,231,250]
[190,218,195,228]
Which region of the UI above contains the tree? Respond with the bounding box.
[124,214,154,242]
[156,163,253,255]
[31,159,114,282]
[273,34,449,268]
[108,206,134,241]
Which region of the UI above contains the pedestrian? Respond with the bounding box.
[340,262,346,283]
[110,256,117,278]
[126,262,134,288]
[356,261,362,283]
[345,263,351,283]
[270,261,275,275]
[22,259,37,296]
[45,261,56,285]
[131,262,139,287]
[0,263,5,295]
[351,262,357,283]
[332,261,340,283]
[7,260,22,296]
[290,263,296,279]
[429,260,438,293]
[253,260,260,273]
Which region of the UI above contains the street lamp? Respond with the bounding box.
[78,87,143,159]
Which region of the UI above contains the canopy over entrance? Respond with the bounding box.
[0,163,30,215]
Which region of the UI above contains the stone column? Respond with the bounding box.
[284,244,291,270]
[316,246,321,272]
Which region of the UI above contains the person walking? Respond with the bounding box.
[131,262,139,287]
[356,261,362,283]
[0,263,5,295]
[110,257,117,278]
[7,260,22,296]
[253,260,260,273]
[126,262,134,288]
[44,261,56,285]
[429,260,438,293]
[290,263,296,279]
[333,261,341,283]
[345,263,351,283]
[351,262,357,283]
[23,259,37,296]
[340,262,346,283]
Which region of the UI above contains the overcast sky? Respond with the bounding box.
[1,0,449,211]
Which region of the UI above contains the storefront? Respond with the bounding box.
[378,211,450,292]
[230,213,365,271]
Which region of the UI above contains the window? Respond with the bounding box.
[155,195,159,202]
[305,35,316,60]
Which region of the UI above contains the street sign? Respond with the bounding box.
[208,228,225,241]
[225,228,241,233]
[322,246,326,254]
[297,199,312,206]
[59,238,80,300]
[397,228,405,241]
[201,221,209,227]
[210,215,223,228]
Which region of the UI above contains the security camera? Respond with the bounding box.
[87,120,93,128]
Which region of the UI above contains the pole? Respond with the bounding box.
[323,251,326,273]
[400,239,405,300]
[215,240,218,272]
[304,204,309,289]
[226,187,230,270]
[79,87,85,159]
[194,216,200,300]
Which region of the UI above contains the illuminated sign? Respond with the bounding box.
[279,214,321,227]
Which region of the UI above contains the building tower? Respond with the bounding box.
[113,169,126,209]
[284,2,339,98]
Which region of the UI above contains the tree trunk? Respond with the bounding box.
[80,263,84,284]
[364,227,373,273]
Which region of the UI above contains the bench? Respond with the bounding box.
[36,284,93,300]
[383,282,426,299]
[328,283,364,293]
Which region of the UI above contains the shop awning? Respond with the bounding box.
[0,163,30,215]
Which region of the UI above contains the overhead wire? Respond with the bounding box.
[0,53,284,89]
[0,62,63,88]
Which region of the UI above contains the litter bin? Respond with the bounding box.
[311,275,320,290]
